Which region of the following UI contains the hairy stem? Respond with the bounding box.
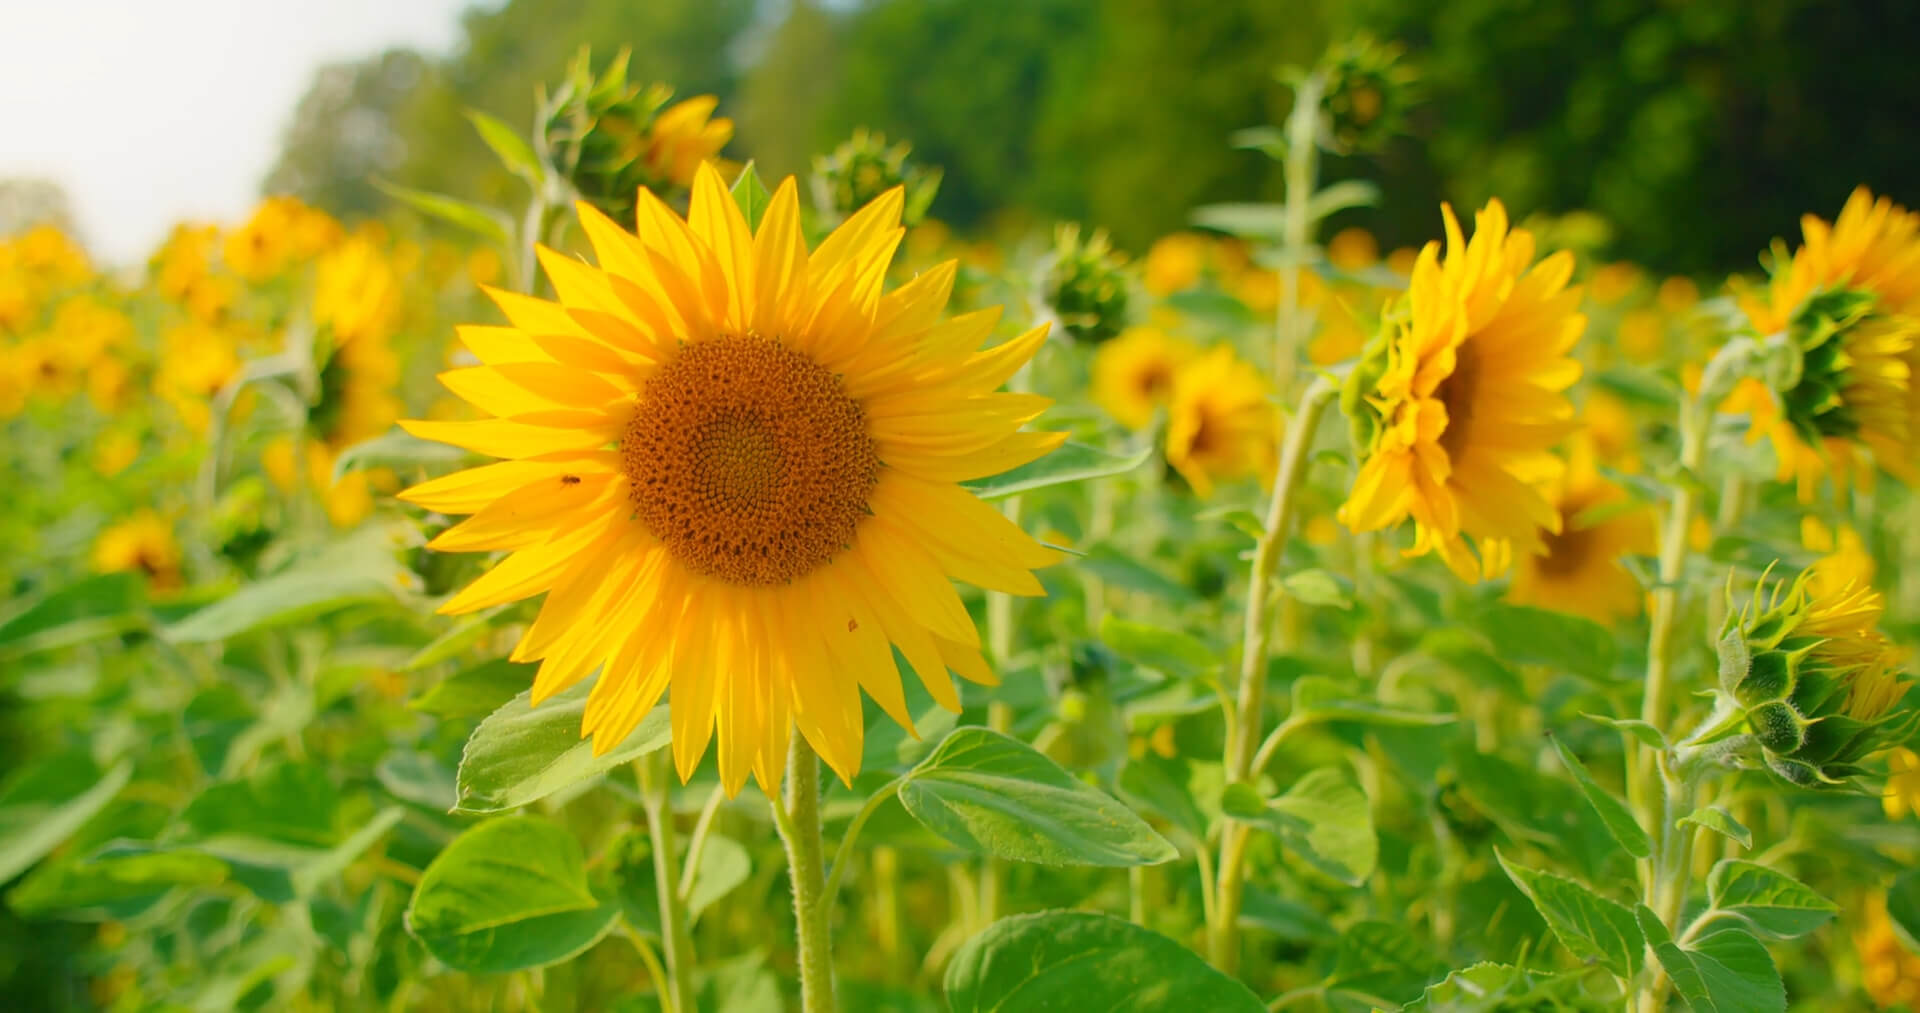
[639,754,699,1013]
[774,735,837,1013]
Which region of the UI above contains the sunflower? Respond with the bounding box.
[642,96,733,189]
[1739,187,1919,491]
[1885,747,1920,821]
[1091,326,1198,430]
[1164,345,1278,498]
[1506,443,1654,622]
[1143,233,1208,296]
[402,166,1063,796]
[92,511,182,591]
[1858,894,1920,1008]
[1802,516,1875,596]
[1339,200,1586,581]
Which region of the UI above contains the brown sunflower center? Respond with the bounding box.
[1532,491,1603,578]
[1435,339,1483,458]
[622,334,879,587]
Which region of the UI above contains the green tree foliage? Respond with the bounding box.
[263,50,434,219]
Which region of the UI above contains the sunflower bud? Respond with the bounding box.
[540,48,729,220]
[1703,565,1914,787]
[1338,305,1400,454]
[1317,35,1417,155]
[1044,223,1130,344]
[812,129,941,226]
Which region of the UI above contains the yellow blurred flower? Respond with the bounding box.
[151,223,218,301]
[1307,296,1369,365]
[1507,445,1655,622]
[1230,268,1279,314]
[1385,246,1419,276]
[466,246,503,288]
[91,511,182,590]
[1583,390,1641,474]
[1858,894,1920,1008]
[224,196,340,281]
[1884,747,1920,820]
[1165,345,1278,498]
[155,321,243,432]
[1327,227,1379,271]
[1143,232,1208,295]
[1091,326,1199,430]
[93,430,140,478]
[1617,309,1665,364]
[1340,199,1585,581]
[1589,261,1642,306]
[1656,276,1699,315]
[1803,516,1875,596]
[10,225,91,288]
[314,233,402,346]
[642,95,733,188]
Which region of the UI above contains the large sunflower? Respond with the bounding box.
[1505,442,1654,622]
[1339,200,1585,580]
[402,166,1062,796]
[1739,187,1918,491]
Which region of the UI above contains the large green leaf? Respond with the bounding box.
[455,678,670,814]
[1705,860,1836,939]
[1221,768,1377,886]
[371,178,511,246]
[1472,604,1617,681]
[619,833,753,939]
[1637,906,1784,1013]
[164,528,405,643]
[1323,920,1449,1011]
[944,911,1263,1012]
[1550,736,1650,859]
[465,108,543,184]
[898,728,1175,867]
[1678,807,1751,851]
[405,815,618,973]
[0,572,145,655]
[1403,961,1617,1012]
[1098,615,1217,681]
[0,755,132,883]
[8,844,228,917]
[410,659,534,719]
[1289,675,1456,729]
[963,442,1152,500]
[1497,851,1641,978]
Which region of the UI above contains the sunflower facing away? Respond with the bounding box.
[1339,199,1586,580]
[1738,187,1918,493]
[402,166,1063,796]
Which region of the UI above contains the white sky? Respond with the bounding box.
[0,0,473,265]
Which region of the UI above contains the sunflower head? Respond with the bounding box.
[1091,325,1199,430]
[812,129,941,227]
[1714,566,1914,787]
[91,510,183,591]
[401,165,1063,797]
[1505,442,1654,623]
[1164,346,1278,498]
[1316,34,1416,155]
[1044,223,1130,344]
[539,47,715,220]
[1857,893,1920,1009]
[1143,233,1209,296]
[1337,199,1585,581]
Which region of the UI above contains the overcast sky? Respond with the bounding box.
[0,0,472,265]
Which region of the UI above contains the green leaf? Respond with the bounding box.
[1117,754,1208,843]
[962,442,1152,500]
[1221,769,1377,886]
[333,427,469,481]
[0,573,145,655]
[1097,615,1216,681]
[1473,604,1618,681]
[377,751,457,810]
[410,659,534,719]
[1289,675,1456,728]
[899,727,1176,867]
[621,833,752,939]
[465,109,543,184]
[1077,546,1198,605]
[1888,868,1920,952]
[1550,735,1651,859]
[1403,961,1617,1012]
[373,178,511,246]
[730,162,773,230]
[1323,920,1448,1010]
[0,756,133,883]
[183,762,338,845]
[1306,180,1382,222]
[405,815,618,973]
[1191,202,1285,241]
[9,844,228,916]
[1678,807,1751,851]
[1636,906,1784,1013]
[1496,850,1642,978]
[1705,860,1836,939]
[1582,712,1669,750]
[944,911,1263,1012]
[164,528,403,643]
[404,613,496,670]
[1280,568,1352,610]
[454,677,671,814]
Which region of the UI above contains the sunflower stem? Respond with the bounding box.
[1271,73,1325,390]
[1209,374,1338,974]
[638,754,700,1013]
[776,734,838,1013]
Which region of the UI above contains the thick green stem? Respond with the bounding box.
[1271,74,1326,387]
[774,735,837,1013]
[1208,376,1338,973]
[639,754,699,1013]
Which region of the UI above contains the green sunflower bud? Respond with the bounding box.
[1316,35,1417,155]
[1779,287,1878,442]
[539,47,675,221]
[1700,565,1915,787]
[1044,223,1130,344]
[811,129,942,226]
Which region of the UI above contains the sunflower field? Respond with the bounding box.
[4,30,1920,1013]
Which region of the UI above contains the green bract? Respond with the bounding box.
[539,46,675,221]
[1044,222,1131,343]
[811,128,942,225]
